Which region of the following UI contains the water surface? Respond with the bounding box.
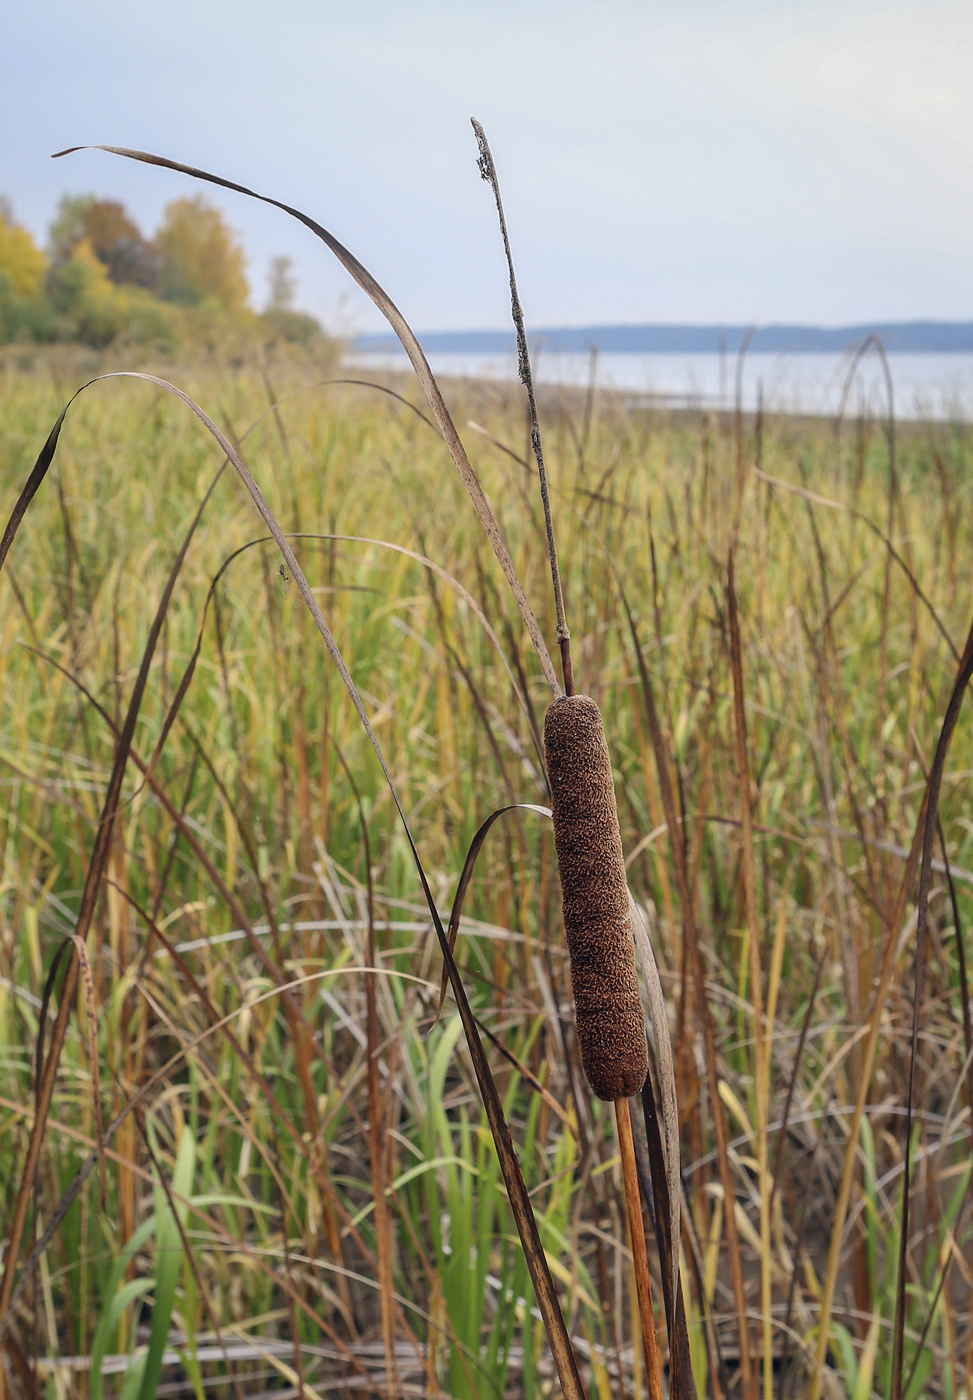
[347,349,973,421]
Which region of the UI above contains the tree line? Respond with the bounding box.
[0,192,325,352]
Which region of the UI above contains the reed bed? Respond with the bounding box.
[0,346,971,1399]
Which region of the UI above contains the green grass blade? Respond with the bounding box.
[137,1126,196,1400]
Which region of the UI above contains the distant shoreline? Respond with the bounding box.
[355,321,973,355]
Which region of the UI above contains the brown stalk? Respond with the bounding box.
[470,118,574,696]
[170,715,331,1214]
[726,552,763,1399]
[112,885,319,1237]
[367,869,398,1399]
[66,932,106,1207]
[623,594,750,1397]
[732,326,757,541]
[615,1097,663,1400]
[49,587,351,1312]
[333,743,399,1399]
[891,618,973,1398]
[640,1077,700,1400]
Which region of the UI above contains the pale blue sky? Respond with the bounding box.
[2,0,972,331]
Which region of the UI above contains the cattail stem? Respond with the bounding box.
[559,634,575,697]
[472,118,574,697]
[616,1096,664,1400]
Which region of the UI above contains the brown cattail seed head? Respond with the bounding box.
[544,694,649,1100]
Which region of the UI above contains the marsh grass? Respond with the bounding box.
[0,330,972,1400]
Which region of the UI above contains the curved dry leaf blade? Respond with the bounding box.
[34,937,72,1101]
[0,405,70,571]
[54,144,560,696]
[755,466,958,662]
[473,1013,578,1141]
[937,817,973,1119]
[244,376,440,434]
[437,802,552,1016]
[891,621,973,1400]
[629,894,680,1309]
[467,419,531,471]
[154,527,542,786]
[327,535,542,768]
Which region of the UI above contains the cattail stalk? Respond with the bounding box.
[473,119,662,1391]
[472,117,574,697]
[616,1097,664,1400]
[545,693,663,1392]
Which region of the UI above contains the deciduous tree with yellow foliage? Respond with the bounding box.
[0,202,47,301]
[157,195,249,312]
[0,200,50,341]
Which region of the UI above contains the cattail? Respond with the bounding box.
[544,694,648,1101]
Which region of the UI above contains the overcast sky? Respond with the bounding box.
[3,0,972,332]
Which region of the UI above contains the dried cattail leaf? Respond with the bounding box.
[544,694,649,1100]
[52,143,561,695]
[630,894,680,1311]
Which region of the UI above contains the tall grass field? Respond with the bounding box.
[0,331,972,1400]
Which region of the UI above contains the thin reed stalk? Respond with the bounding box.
[471,119,574,696]
[616,1097,663,1400]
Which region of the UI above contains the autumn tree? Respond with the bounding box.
[157,196,248,312]
[0,200,47,300]
[48,194,157,287]
[48,193,93,261]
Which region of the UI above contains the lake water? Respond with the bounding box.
[347,349,973,421]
